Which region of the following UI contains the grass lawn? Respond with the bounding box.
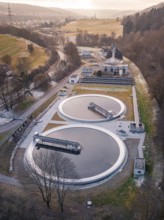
[61,19,123,37]
[0,129,19,174]
[0,34,49,71]
[72,84,134,120]
[51,112,65,121]
[93,177,137,209]
[0,131,11,142]
[14,97,35,112]
[43,123,63,131]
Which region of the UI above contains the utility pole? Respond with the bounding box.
[8,3,12,25]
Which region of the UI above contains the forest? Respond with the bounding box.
[120,6,164,152]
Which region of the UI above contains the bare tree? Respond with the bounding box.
[52,152,78,213]
[0,75,14,111]
[25,149,78,212]
[27,43,34,54]
[26,150,55,209]
[1,54,12,65]
[16,57,30,95]
[33,72,51,91]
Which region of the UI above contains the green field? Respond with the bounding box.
[61,19,123,37]
[0,34,49,71]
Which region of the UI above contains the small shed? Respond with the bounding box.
[69,74,79,84]
[130,123,145,133]
[134,158,145,176]
[81,50,91,57]
[101,63,128,75]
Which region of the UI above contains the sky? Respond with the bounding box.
[0,0,163,10]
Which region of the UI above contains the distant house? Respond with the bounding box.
[102,63,128,76]
[134,158,145,176]
[69,74,79,84]
[81,50,91,57]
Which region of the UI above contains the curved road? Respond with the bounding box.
[0,71,73,133]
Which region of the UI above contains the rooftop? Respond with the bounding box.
[134,158,145,170]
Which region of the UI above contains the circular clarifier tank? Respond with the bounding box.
[25,124,128,188]
[58,94,126,122]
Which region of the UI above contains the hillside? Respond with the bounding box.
[0,2,77,18]
[0,34,49,70]
[0,2,79,26]
[61,19,123,37]
[122,3,164,34]
[142,2,164,13]
[68,8,136,19]
[120,4,164,153]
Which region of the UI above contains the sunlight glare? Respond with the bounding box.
[40,0,93,9]
[78,0,93,9]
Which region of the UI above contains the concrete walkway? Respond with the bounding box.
[0,174,21,187]
[0,72,73,133]
[132,85,145,158]
[19,98,63,149]
[132,86,140,126]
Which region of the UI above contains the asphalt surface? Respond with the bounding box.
[0,174,21,187]
[0,71,73,133]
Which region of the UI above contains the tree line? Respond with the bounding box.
[54,42,81,82]
[122,7,164,35]
[119,5,164,152]
[76,30,115,47]
[0,25,46,47]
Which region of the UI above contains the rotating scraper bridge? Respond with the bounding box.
[88,102,113,120]
[33,133,82,154]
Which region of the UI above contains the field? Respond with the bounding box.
[61,19,123,37]
[0,34,49,71]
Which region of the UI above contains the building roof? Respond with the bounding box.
[134,158,145,170]
[70,74,78,78]
[105,57,121,65]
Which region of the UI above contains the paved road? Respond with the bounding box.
[0,174,21,187]
[0,72,73,133]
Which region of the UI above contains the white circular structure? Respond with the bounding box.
[58,94,126,122]
[25,124,128,189]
